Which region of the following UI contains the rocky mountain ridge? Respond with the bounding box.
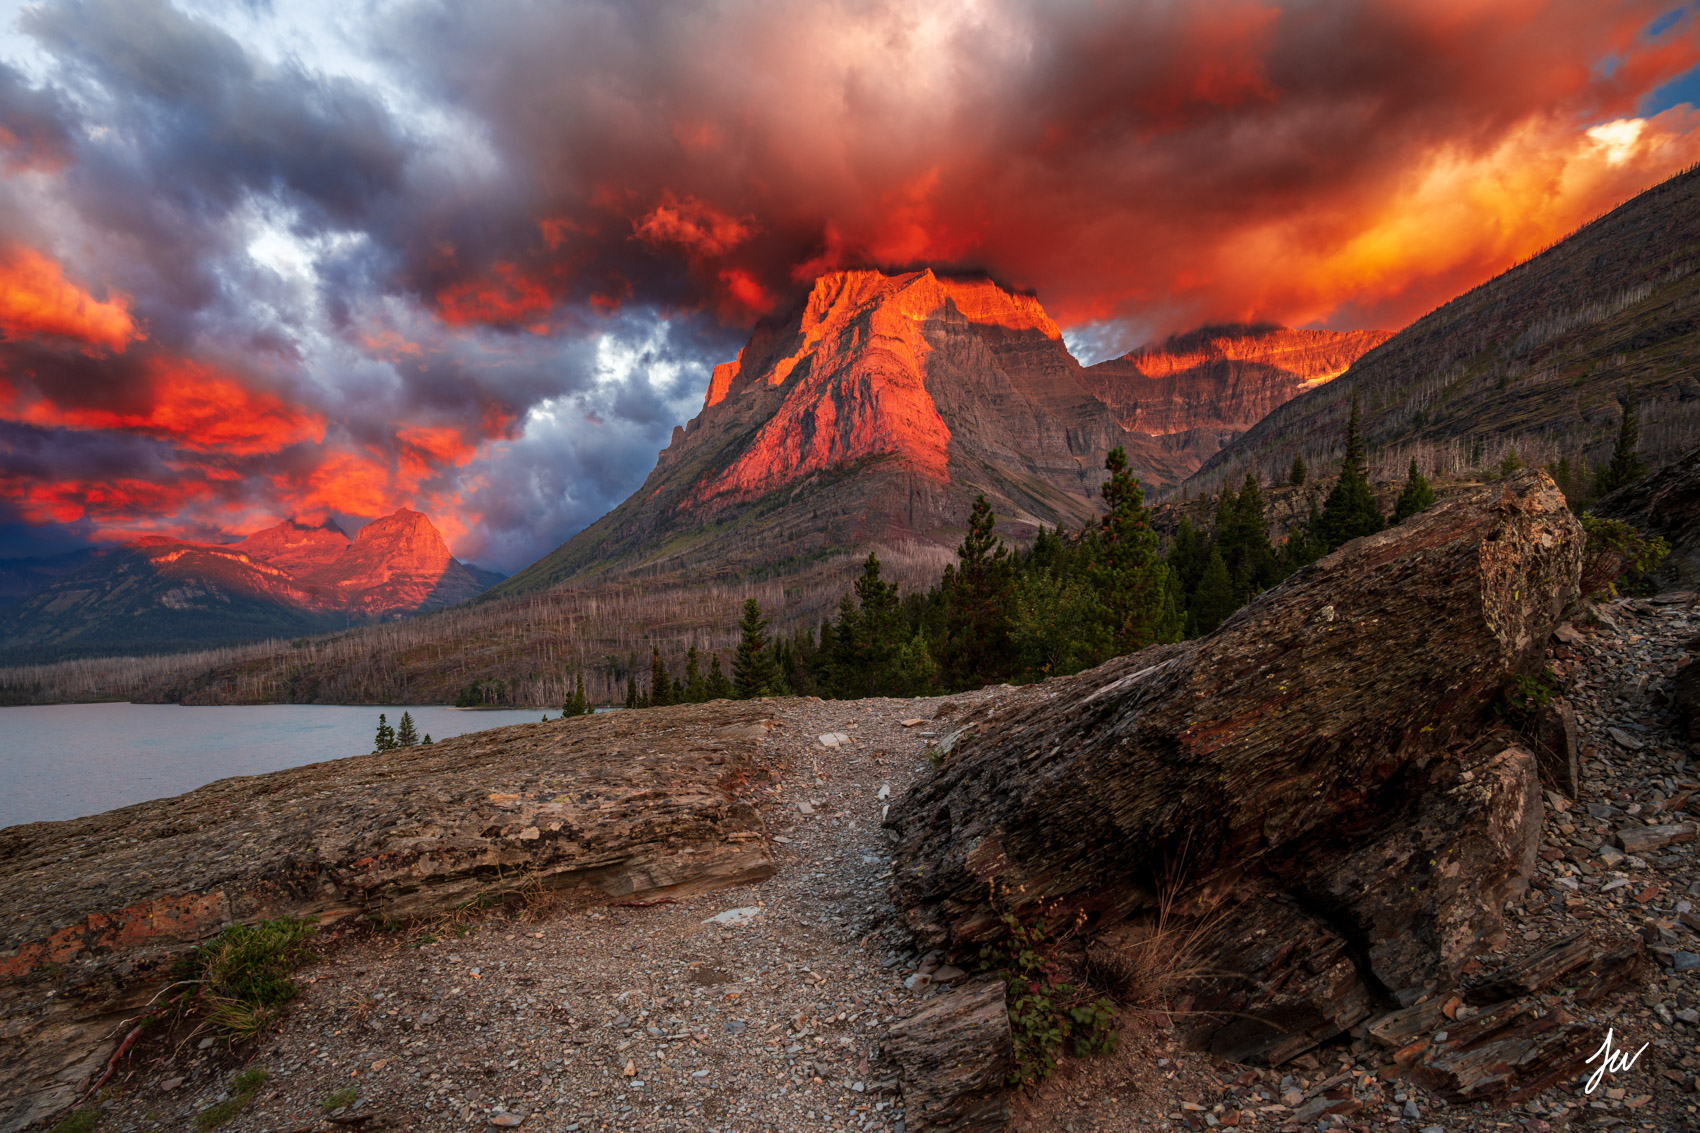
[0,508,497,662]
[499,270,1382,595]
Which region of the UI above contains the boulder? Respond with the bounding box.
[0,704,779,1131]
[887,472,1582,1071]
[885,976,1012,1132]
[1594,444,1700,591]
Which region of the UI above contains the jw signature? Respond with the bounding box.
[1584,1028,1650,1094]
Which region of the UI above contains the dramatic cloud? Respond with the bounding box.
[1,0,1698,569]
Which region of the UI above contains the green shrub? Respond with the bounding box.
[182,918,316,1041]
[978,908,1118,1087]
[1579,514,1669,597]
[49,1111,100,1133]
[321,1087,358,1112]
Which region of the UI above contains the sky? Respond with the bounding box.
[2,0,1700,572]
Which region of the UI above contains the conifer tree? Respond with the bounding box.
[395,710,419,747]
[1223,471,1278,598]
[373,713,396,753]
[1391,459,1436,523]
[733,598,779,698]
[706,653,733,700]
[1289,454,1307,486]
[1594,386,1648,497]
[1189,547,1238,636]
[624,676,639,709]
[649,646,672,707]
[1316,390,1384,551]
[684,646,707,703]
[1498,448,1524,477]
[1550,456,1587,512]
[940,495,1017,690]
[422,734,432,745]
[848,554,905,694]
[563,674,590,717]
[1090,446,1168,654]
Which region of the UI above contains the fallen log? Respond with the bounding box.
[887,472,1582,1069]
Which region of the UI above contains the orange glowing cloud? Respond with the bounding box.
[0,246,139,353]
[6,358,324,456]
[437,262,553,327]
[272,450,397,517]
[396,424,476,489]
[2,474,212,526]
[634,193,756,258]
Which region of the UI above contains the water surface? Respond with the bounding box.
[0,702,554,829]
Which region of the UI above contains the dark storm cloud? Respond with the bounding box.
[0,60,74,173]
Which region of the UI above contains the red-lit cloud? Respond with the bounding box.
[0,245,139,353]
[4,0,1700,571]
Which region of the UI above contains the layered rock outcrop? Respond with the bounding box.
[0,703,780,1130]
[1595,443,1700,592]
[886,472,1592,1093]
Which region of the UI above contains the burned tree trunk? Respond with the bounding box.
[887,472,1583,1064]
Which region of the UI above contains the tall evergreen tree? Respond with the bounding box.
[373,713,396,753]
[1315,390,1384,550]
[1189,548,1238,636]
[395,711,419,747]
[684,647,707,703]
[733,598,779,698]
[1289,454,1307,486]
[563,673,590,716]
[649,645,672,707]
[1223,471,1279,598]
[706,653,733,700]
[624,676,640,709]
[1090,446,1168,653]
[853,553,905,692]
[1594,386,1648,497]
[940,495,1017,689]
[1391,459,1436,523]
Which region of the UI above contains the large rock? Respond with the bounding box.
[1595,444,1700,591]
[887,472,1582,1068]
[886,976,1013,1132]
[0,703,779,1131]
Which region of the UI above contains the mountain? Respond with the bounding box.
[0,508,499,663]
[1078,323,1391,465]
[1182,167,1700,497]
[500,270,1379,595]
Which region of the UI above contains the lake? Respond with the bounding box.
[0,702,557,829]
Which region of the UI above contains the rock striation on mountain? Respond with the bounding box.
[0,507,495,662]
[1079,323,1391,465]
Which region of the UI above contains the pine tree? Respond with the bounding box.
[563,674,590,717]
[733,598,778,699]
[422,734,433,745]
[851,553,905,694]
[1315,390,1384,551]
[1594,386,1648,497]
[649,646,672,707]
[373,713,396,753]
[1189,548,1238,636]
[1289,453,1307,486]
[706,653,733,700]
[1498,448,1524,477]
[624,676,639,709]
[395,711,419,747]
[1223,471,1278,598]
[1391,459,1436,523]
[684,646,707,703]
[1090,446,1168,654]
[940,495,1017,690]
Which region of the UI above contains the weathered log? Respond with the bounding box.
[0,704,779,1132]
[887,472,1582,1068]
[885,976,1012,1133]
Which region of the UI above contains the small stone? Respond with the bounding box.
[877,785,891,800]
[197,1037,215,1050]
[158,1077,183,1092]
[490,1115,524,1128]
[1673,951,1700,971]
[704,906,762,926]
[796,801,815,815]
[931,965,967,984]
[622,1060,636,1076]
[900,719,925,727]
[1616,823,1697,854]
[1610,727,1646,751]
[903,973,932,992]
[1280,1088,1303,1107]
[1554,623,1585,645]
[1403,1100,1420,1119]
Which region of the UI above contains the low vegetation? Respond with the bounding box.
[181,917,317,1042]
[978,905,1118,1087]
[193,1068,269,1130]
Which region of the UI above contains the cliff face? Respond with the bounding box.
[0,508,496,662]
[1079,324,1391,465]
[502,269,1182,592]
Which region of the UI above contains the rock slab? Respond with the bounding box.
[885,976,1012,1132]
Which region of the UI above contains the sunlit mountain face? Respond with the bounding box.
[2,0,1699,574]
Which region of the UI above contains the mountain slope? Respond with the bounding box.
[1079,324,1391,465]
[0,508,497,662]
[1183,167,1700,496]
[499,269,1186,594]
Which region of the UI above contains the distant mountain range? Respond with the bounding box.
[0,508,502,662]
[497,270,1383,595]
